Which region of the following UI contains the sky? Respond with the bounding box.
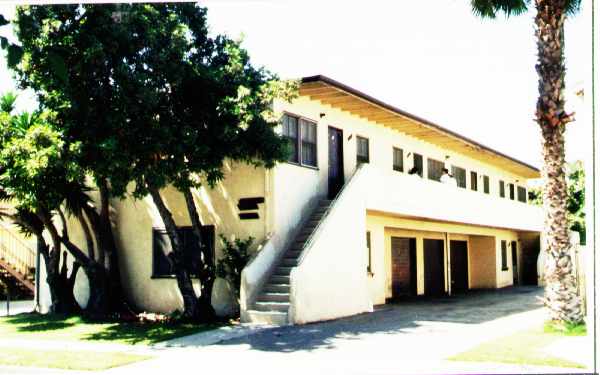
[0,0,590,168]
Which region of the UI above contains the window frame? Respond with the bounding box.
[499,180,506,198]
[451,165,467,188]
[392,147,404,172]
[282,112,318,169]
[427,158,445,182]
[517,186,527,203]
[483,175,490,194]
[509,183,515,200]
[501,240,508,271]
[152,225,215,279]
[356,135,370,164]
[470,171,478,191]
[413,153,424,177]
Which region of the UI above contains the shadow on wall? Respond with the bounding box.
[217,286,543,353]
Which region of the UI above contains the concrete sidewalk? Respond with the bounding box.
[0,300,34,317]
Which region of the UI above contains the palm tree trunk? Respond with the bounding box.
[535,0,583,324]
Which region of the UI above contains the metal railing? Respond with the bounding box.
[0,222,36,277]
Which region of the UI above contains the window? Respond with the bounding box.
[470,171,478,191]
[517,186,527,203]
[282,114,298,163]
[501,240,508,271]
[413,153,423,177]
[366,231,372,274]
[152,226,215,278]
[392,147,403,172]
[300,119,317,167]
[282,113,317,167]
[509,183,515,200]
[356,136,369,164]
[427,158,444,181]
[452,166,466,188]
[499,180,505,198]
[483,175,490,194]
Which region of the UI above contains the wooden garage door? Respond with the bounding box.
[391,237,417,298]
[450,240,468,293]
[424,239,445,296]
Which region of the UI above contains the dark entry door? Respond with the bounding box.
[511,240,518,285]
[424,239,445,296]
[328,127,344,199]
[450,240,468,293]
[391,237,417,298]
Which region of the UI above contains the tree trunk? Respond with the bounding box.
[149,187,199,319]
[183,188,216,322]
[535,0,583,324]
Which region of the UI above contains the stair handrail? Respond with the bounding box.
[296,163,369,266]
[0,221,36,277]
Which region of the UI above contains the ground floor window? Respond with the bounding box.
[152,225,215,278]
[501,240,508,271]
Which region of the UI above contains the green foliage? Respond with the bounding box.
[527,161,585,244]
[566,161,585,244]
[470,0,580,19]
[216,235,253,297]
[7,4,294,200]
[544,320,586,336]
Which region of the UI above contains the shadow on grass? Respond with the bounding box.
[2,313,79,332]
[82,321,222,345]
[1,312,224,345]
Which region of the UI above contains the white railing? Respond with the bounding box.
[0,223,36,278]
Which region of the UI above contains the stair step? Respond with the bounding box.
[254,301,290,312]
[263,284,290,293]
[269,275,290,284]
[257,292,290,303]
[281,258,299,267]
[286,250,303,259]
[319,200,332,206]
[273,266,293,276]
[245,310,288,325]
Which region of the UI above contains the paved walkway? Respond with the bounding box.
[0,300,34,317]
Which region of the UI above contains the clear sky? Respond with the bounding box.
[0,1,589,167]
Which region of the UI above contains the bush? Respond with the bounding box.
[216,235,253,300]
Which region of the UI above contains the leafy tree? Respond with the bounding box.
[470,0,583,324]
[0,94,113,315]
[4,4,295,320]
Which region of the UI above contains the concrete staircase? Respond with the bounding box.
[246,200,332,325]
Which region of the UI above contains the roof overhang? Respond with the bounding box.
[300,75,540,179]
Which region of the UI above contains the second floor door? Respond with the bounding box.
[328,126,344,199]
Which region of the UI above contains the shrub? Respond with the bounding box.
[216,235,253,300]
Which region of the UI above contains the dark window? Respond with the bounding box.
[282,113,317,167]
[413,153,423,177]
[483,175,490,194]
[366,231,372,274]
[427,158,444,181]
[499,180,505,198]
[393,147,403,172]
[452,166,466,188]
[152,226,215,278]
[517,186,527,203]
[501,240,508,271]
[470,171,478,191]
[300,119,317,167]
[282,114,298,163]
[356,136,369,164]
[509,183,515,200]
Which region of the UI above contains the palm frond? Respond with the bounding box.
[0,91,17,113]
[471,0,530,18]
[62,181,93,216]
[565,0,581,16]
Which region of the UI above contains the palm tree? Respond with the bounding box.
[470,0,582,325]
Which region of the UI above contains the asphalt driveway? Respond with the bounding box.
[111,286,592,375]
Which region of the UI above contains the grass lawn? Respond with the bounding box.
[0,348,152,371]
[448,323,587,369]
[0,313,225,345]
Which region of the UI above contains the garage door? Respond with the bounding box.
[450,240,468,293]
[424,239,445,296]
[391,237,417,298]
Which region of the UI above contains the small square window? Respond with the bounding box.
[357,136,369,164]
[393,147,403,172]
